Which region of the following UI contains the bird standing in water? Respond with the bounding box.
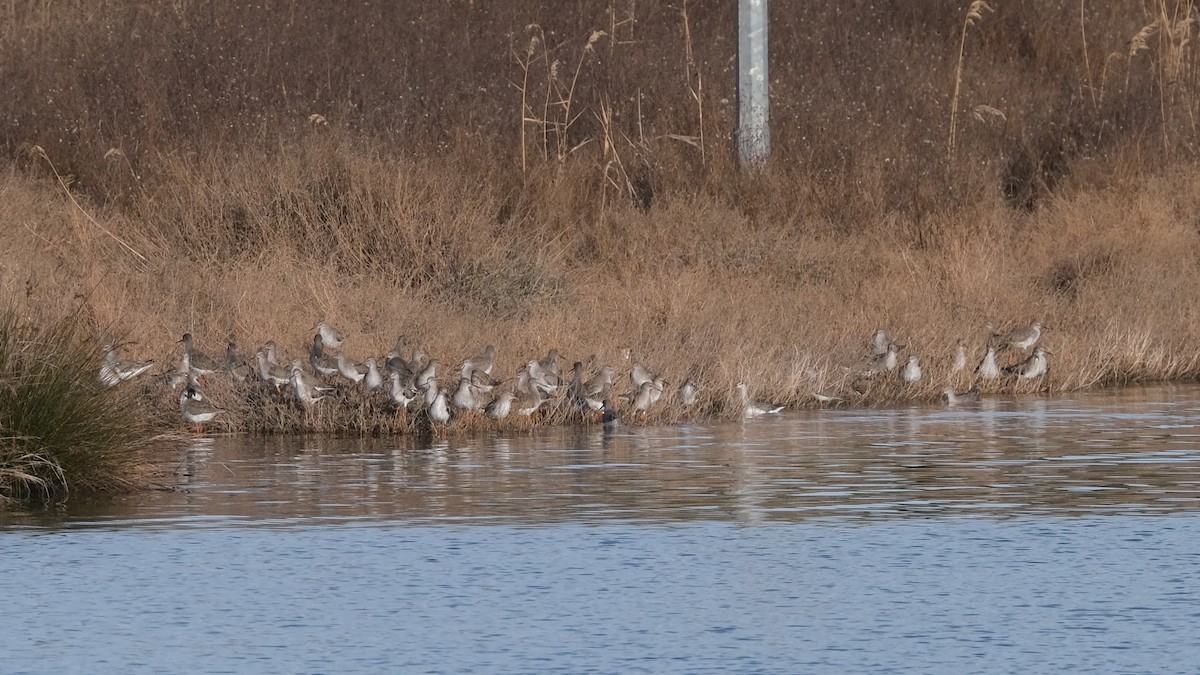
[179,386,224,432]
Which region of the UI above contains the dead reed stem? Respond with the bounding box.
[948,1,992,162]
[1081,0,1097,108]
[678,2,705,162]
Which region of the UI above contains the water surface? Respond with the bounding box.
[5,385,1200,673]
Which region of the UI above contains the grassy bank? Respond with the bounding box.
[0,311,169,502]
[2,2,1200,434]
[5,147,1199,436]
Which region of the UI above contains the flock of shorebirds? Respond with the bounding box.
[96,319,1050,431]
[854,321,1049,405]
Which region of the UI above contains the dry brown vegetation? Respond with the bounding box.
[3,1,1200,433]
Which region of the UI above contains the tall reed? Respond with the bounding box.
[947,0,992,162]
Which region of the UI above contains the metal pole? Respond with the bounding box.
[737,0,770,168]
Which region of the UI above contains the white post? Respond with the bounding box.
[737,0,770,167]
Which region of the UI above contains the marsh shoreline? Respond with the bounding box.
[4,2,1200,483]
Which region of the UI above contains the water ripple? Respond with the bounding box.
[6,385,1200,530]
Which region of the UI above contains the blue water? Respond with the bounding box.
[5,385,1200,673]
[6,518,1200,674]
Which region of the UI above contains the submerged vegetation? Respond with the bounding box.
[0,311,166,502]
[2,1,1200,441]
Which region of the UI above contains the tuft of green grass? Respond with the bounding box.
[0,309,164,503]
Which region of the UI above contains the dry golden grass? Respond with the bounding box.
[2,2,1200,434]
[4,136,1200,434]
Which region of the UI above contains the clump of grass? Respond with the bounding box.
[0,309,165,503]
